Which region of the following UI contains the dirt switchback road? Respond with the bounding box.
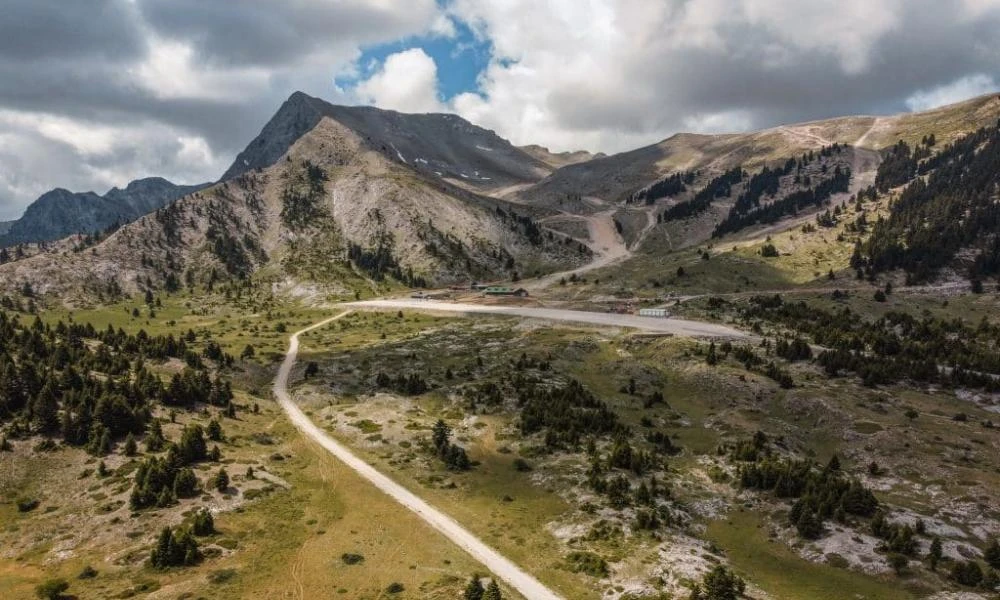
[274,311,564,600]
[349,299,750,339]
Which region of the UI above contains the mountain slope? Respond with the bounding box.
[222,91,551,191]
[0,101,588,299]
[519,93,1000,213]
[0,177,210,247]
[856,117,1000,284]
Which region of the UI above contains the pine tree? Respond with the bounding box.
[825,454,841,472]
[192,509,215,536]
[178,424,207,463]
[795,509,823,539]
[698,565,746,600]
[984,538,1000,569]
[173,468,200,498]
[32,383,60,433]
[123,433,138,456]
[483,580,502,600]
[214,468,229,492]
[146,420,166,452]
[432,419,451,453]
[928,536,943,571]
[207,419,223,442]
[463,575,484,600]
[150,527,172,568]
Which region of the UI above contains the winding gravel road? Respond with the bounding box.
[274,311,564,600]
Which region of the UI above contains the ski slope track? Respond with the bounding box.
[274,311,564,600]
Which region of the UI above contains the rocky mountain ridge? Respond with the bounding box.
[0,98,588,299]
[0,177,209,247]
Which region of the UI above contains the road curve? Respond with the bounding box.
[274,311,564,600]
[348,299,750,339]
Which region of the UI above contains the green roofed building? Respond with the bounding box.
[483,286,529,297]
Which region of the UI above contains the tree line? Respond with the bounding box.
[0,311,236,451]
[857,120,1000,284]
[739,294,1000,390]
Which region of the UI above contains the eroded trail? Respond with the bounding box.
[526,208,630,290]
[274,311,564,600]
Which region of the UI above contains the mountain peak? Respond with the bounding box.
[219,92,325,181]
[221,94,551,188]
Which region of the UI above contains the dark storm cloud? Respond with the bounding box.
[0,0,143,61]
[135,0,438,67]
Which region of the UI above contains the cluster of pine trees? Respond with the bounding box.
[374,371,429,396]
[0,313,235,452]
[588,458,672,518]
[630,170,695,205]
[130,423,220,509]
[463,574,504,600]
[740,295,1000,390]
[517,377,624,448]
[431,419,471,471]
[347,241,427,288]
[149,526,201,569]
[280,160,327,229]
[493,206,545,247]
[457,360,682,526]
[713,164,850,237]
[205,224,255,278]
[725,343,795,388]
[727,433,878,540]
[688,565,746,600]
[857,120,1000,283]
[658,166,744,222]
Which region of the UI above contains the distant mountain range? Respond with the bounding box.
[0,177,210,247]
[0,92,591,297]
[2,90,999,298]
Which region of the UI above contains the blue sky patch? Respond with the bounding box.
[337,17,491,103]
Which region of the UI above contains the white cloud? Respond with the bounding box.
[425,0,1000,155]
[0,0,447,220]
[4,0,1000,221]
[437,0,921,153]
[962,0,1000,17]
[905,74,998,111]
[0,108,225,218]
[429,13,458,38]
[354,48,445,113]
[132,37,273,101]
[682,110,755,134]
[739,0,903,74]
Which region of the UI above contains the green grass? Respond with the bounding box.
[706,511,922,600]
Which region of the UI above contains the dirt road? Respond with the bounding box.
[348,299,749,339]
[274,311,564,600]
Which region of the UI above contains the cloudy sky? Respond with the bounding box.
[1,0,999,220]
